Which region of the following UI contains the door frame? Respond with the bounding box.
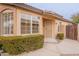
[43,19,52,38]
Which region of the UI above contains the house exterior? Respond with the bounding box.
[0,3,73,41]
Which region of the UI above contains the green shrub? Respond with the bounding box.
[0,44,2,50]
[56,33,64,40]
[0,35,44,55]
[0,38,3,50]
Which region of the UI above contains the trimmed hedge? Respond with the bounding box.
[56,33,64,40]
[0,35,44,55]
[0,44,2,50]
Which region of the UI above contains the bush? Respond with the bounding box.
[0,35,44,55]
[0,44,3,50]
[56,33,64,40]
[0,38,3,50]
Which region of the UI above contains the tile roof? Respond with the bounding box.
[1,3,74,24]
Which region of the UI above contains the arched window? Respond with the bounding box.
[1,9,13,35]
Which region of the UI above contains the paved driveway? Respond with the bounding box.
[18,39,79,56]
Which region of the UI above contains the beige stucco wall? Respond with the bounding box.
[43,18,56,38]
[52,19,56,38]
[0,4,43,36]
[16,8,43,35]
[77,24,79,41]
[0,4,44,36]
[0,4,73,39]
[55,19,72,38]
[0,4,17,36]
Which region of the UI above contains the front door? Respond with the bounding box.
[43,20,52,38]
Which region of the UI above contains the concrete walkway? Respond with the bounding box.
[44,38,58,43]
[18,43,60,56]
[57,39,79,56]
[18,39,79,56]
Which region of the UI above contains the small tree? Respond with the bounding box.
[71,13,79,24]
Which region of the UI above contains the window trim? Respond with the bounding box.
[1,12,13,36]
[58,22,62,32]
[20,13,40,35]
